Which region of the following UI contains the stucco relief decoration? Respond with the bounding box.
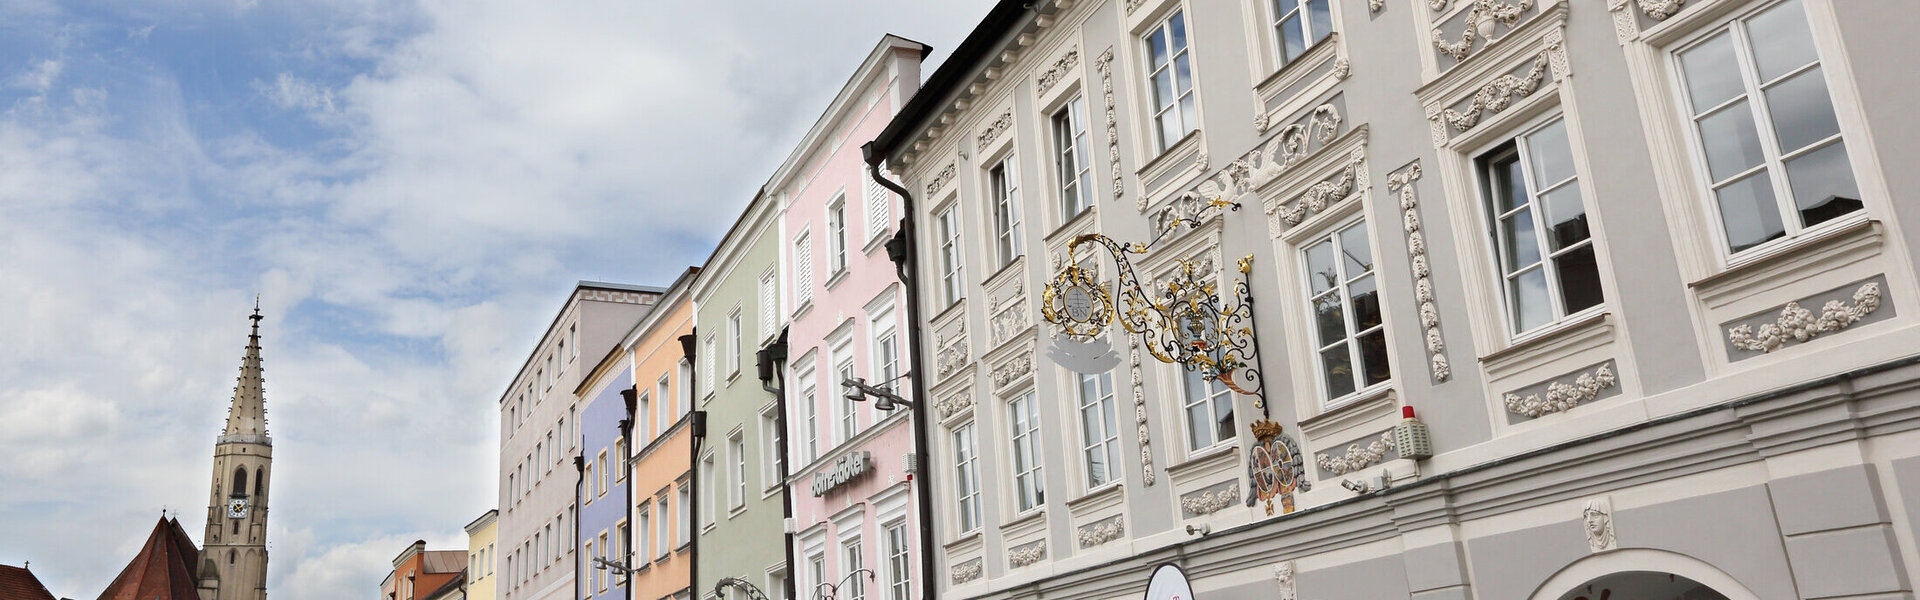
[1331,57,1352,81]
[1437,41,1557,134]
[1389,163,1451,381]
[1606,0,1638,44]
[935,386,976,421]
[1036,47,1081,96]
[1504,363,1617,418]
[1202,103,1347,222]
[1369,0,1385,13]
[1272,148,1367,228]
[990,281,1034,347]
[1125,0,1146,15]
[1246,420,1311,515]
[1583,496,1617,552]
[1180,485,1241,516]
[1635,0,1685,19]
[1273,561,1297,600]
[950,560,983,585]
[978,111,1014,148]
[1317,432,1395,475]
[1095,48,1124,200]
[1433,0,1534,61]
[1076,517,1125,548]
[991,353,1035,390]
[1430,0,1451,11]
[935,327,971,379]
[1008,541,1047,568]
[926,162,956,198]
[1727,282,1882,353]
[1130,337,1156,486]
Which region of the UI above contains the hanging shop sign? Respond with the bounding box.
[811,451,871,497]
[1144,564,1196,600]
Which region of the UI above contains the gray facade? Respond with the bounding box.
[872,0,1920,599]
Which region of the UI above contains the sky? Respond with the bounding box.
[0,0,991,597]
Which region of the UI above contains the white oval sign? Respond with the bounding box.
[1145,564,1196,600]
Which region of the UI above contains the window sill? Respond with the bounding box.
[1691,215,1876,291]
[1298,385,1396,441]
[1253,34,1341,114]
[1479,309,1613,381]
[999,505,1047,530]
[825,269,851,291]
[864,230,894,256]
[791,300,815,322]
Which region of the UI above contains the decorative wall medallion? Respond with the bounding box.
[1180,485,1241,516]
[1504,363,1617,417]
[1369,0,1385,13]
[1130,337,1156,486]
[926,162,956,198]
[1583,496,1617,552]
[1727,282,1881,353]
[1036,47,1080,96]
[1271,148,1366,228]
[935,327,971,378]
[1316,432,1395,475]
[990,352,1035,390]
[1635,0,1684,19]
[1254,109,1271,135]
[1388,163,1451,381]
[950,558,984,584]
[1437,41,1556,133]
[1433,0,1535,61]
[1273,561,1297,600]
[935,386,976,420]
[1076,516,1126,548]
[978,111,1014,148]
[1008,540,1047,567]
[1247,420,1310,515]
[1095,48,1124,200]
[1331,57,1352,81]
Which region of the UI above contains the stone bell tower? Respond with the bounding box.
[200,301,273,600]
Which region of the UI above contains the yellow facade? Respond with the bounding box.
[466,509,499,600]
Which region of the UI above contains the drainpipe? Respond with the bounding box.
[680,332,704,600]
[863,142,937,600]
[621,385,639,600]
[574,453,585,600]
[757,330,793,600]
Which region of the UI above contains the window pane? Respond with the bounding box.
[1763,67,1840,153]
[1320,345,1356,399]
[1526,120,1577,186]
[1275,0,1300,16]
[1186,396,1212,449]
[1305,239,1336,294]
[1500,210,1542,272]
[1152,70,1175,112]
[1170,12,1188,51]
[1357,330,1390,386]
[1746,0,1818,82]
[1309,0,1333,45]
[1178,95,1197,139]
[1539,185,1590,251]
[1148,29,1168,69]
[1211,394,1235,445]
[1159,110,1182,153]
[1491,154,1528,212]
[1349,276,1382,330]
[1312,293,1345,346]
[1512,267,1552,332]
[1785,141,1862,228]
[1679,33,1744,114]
[1174,55,1193,94]
[1339,223,1372,276]
[1553,245,1604,314]
[1715,172,1784,252]
[1280,15,1306,63]
[1697,101,1768,182]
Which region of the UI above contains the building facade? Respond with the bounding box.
[465,510,498,600]
[200,306,273,600]
[690,187,790,600]
[500,282,662,600]
[621,270,699,600]
[778,35,930,600]
[871,1,1920,599]
[380,541,465,600]
[579,356,633,600]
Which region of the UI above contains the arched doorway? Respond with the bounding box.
[1555,571,1729,600]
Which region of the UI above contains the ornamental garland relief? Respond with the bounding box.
[950,559,983,584]
[1504,363,1617,417]
[1076,517,1125,548]
[1316,432,1395,475]
[991,352,1035,390]
[1180,485,1241,516]
[1130,337,1156,486]
[1428,30,1567,145]
[926,162,957,198]
[1389,163,1452,381]
[1095,48,1124,200]
[1727,282,1881,353]
[1272,148,1366,228]
[1036,47,1080,96]
[1199,102,1347,219]
[1433,0,1535,61]
[936,386,975,421]
[1008,541,1047,568]
[978,111,1014,148]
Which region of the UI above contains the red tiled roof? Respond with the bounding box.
[96,517,203,600]
[0,564,56,600]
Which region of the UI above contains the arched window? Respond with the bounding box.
[233,468,248,497]
[254,467,264,497]
[228,549,236,565]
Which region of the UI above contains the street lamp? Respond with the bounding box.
[714,577,773,600]
[813,568,875,600]
[841,376,915,412]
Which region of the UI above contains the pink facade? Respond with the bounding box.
[776,36,926,600]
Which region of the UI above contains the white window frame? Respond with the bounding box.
[936,205,966,306]
[1298,217,1392,407]
[828,195,850,276]
[659,494,674,558]
[760,268,780,339]
[728,431,747,510]
[832,336,859,444]
[797,361,819,464]
[676,484,691,546]
[637,392,652,447]
[951,421,982,534]
[1142,9,1198,154]
[1051,95,1095,221]
[1075,371,1123,490]
[987,155,1025,266]
[700,453,718,527]
[1472,114,1604,337]
[883,521,911,600]
[636,503,652,564]
[869,304,902,398]
[793,230,815,309]
[761,406,783,491]
[866,166,895,243]
[1006,391,1045,513]
[1179,368,1235,454]
[727,308,743,378]
[1270,0,1334,67]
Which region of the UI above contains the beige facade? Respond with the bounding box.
[200,307,272,600]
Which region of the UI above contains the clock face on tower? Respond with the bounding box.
[227,497,250,519]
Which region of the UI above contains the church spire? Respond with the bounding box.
[222,300,270,442]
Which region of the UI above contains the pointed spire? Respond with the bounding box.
[222,301,270,443]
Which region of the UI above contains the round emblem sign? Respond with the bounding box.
[1063,285,1094,322]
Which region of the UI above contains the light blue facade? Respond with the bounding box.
[579,368,631,600]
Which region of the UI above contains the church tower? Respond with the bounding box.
[200,303,273,600]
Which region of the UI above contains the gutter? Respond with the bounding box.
[863,143,938,600]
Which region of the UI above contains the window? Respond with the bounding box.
[582,463,592,500]
[598,532,610,591]
[884,522,911,600]
[1007,392,1045,512]
[871,309,901,396]
[799,365,819,463]
[614,437,627,481]
[616,522,630,581]
[729,433,747,509]
[704,336,717,395]
[558,339,567,374]
[1181,369,1235,452]
[657,375,672,430]
[637,392,652,447]
[679,361,694,414]
[794,232,815,307]
[760,269,779,336]
[700,454,718,526]
[866,166,894,241]
[1271,0,1332,66]
[636,504,651,564]
[597,451,609,498]
[988,156,1024,265]
[829,197,849,274]
[1674,0,1859,255]
[1077,371,1122,488]
[936,206,966,306]
[570,324,578,360]
[1052,96,1095,220]
[727,309,743,377]
[807,554,827,600]
[952,422,982,533]
[659,495,673,557]
[676,485,691,546]
[1144,10,1197,153]
[1302,220,1390,402]
[1476,117,1603,335]
[841,538,866,600]
[770,571,789,600]
[833,340,858,443]
[761,408,783,487]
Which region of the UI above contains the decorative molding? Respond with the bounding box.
[1008,540,1047,568]
[978,111,1014,148]
[1583,496,1617,552]
[1271,147,1366,228]
[1727,282,1882,353]
[1196,102,1347,226]
[1388,163,1451,381]
[1607,0,1638,45]
[1635,0,1684,20]
[950,559,983,584]
[1331,57,1352,80]
[1125,0,1146,15]
[1076,516,1125,548]
[1253,109,1271,135]
[990,352,1035,390]
[1437,40,1557,133]
[1316,432,1395,475]
[1369,0,1385,13]
[1130,337,1156,486]
[1179,485,1240,516]
[990,280,1033,347]
[1273,561,1296,600]
[1430,0,1450,11]
[1504,363,1617,417]
[926,162,956,198]
[1095,48,1124,200]
[1433,0,1535,61]
[1036,47,1081,96]
[936,386,975,421]
[935,326,971,379]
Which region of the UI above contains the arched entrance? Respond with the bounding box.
[1529,549,1761,600]
[1554,571,1729,600]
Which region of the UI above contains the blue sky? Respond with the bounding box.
[0,1,990,597]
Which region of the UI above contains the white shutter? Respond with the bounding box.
[704,337,716,393]
[865,168,892,240]
[794,233,814,307]
[760,270,777,336]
